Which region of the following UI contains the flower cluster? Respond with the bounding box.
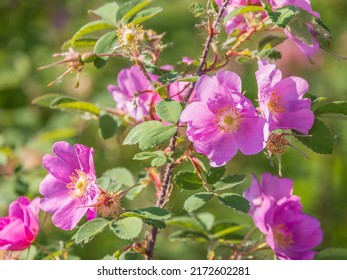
[39,141,100,230]
[244,173,323,259]
[216,0,320,57]
[180,61,313,167]
[0,197,40,251]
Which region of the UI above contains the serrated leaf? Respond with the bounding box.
[151,156,167,167]
[62,37,98,50]
[119,251,145,260]
[103,167,135,189]
[189,3,205,17]
[184,192,214,212]
[213,174,247,191]
[166,217,204,232]
[89,2,119,24]
[71,20,114,43]
[169,230,208,242]
[287,19,313,46]
[122,207,171,220]
[94,57,107,69]
[173,171,203,190]
[294,118,334,154]
[125,184,146,200]
[176,76,199,83]
[217,193,250,213]
[131,7,163,25]
[32,93,74,108]
[93,31,118,61]
[314,101,347,116]
[314,248,347,260]
[35,128,78,142]
[133,151,167,167]
[224,5,265,24]
[74,218,110,244]
[266,4,298,28]
[206,166,225,184]
[109,217,143,240]
[116,0,153,23]
[143,219,166,229]
[99,114,118,139]
[258,35,287,51]
[123,121,162,145]
[155,99,183,124]
[158,72,181,84]
[139,125,177,150]
[53,101,100,117]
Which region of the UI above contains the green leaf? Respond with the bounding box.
[314,101,347,116]
[166,217,204,232]
[74,218,110,244]
[210,222,244,239]
[123,121,162,145]
[196,212,215,232]
[224,6,265,24]
[143,219,166,229]
[32,93,75,108]
[89,2,119,24]
[138,125,177,150]
[93,31,118,61]
[122,207,171,220]
[266,4,298,28]
[53,101,100,117]
[119,251,145,260]
[103,167,135,189]
[94,57,107,69]
[217,193,250,213]
[62,37,98,50]
[99,114,118,139]
[173,171,203,190]
[109,217,143,240]
[158,72,181,84]
[294,118,334,154]
[131,7,163,25]
[314,248,347,260]
[71,20,114,43]
[305,93,327,105]
[116,0,153,23]
[169,230,208,242]
[213,174,247,191]
[151,156,167,167]
[206,166,225,184]
[287,20,313,46]
[176,76,199,83]
[183,192,214,212]
[125,184,146,200]
[155,99,183,124]
[189,3,205,17]
[133,151,167,167]
[258,35,287,51]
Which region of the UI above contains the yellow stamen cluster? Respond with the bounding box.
[215,106,241,134]
[117,24,143,49]
[66,170,91,198]
[274,224,293,248]
[267,92,285,114]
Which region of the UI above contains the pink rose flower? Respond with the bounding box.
[40,141,100,230]
[256,61,314,134]
[0,196,40,251]
[244,173,323,260]
[181,71,267,167]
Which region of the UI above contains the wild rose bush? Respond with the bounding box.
[1,0,347,260]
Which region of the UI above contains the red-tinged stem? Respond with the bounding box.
[145,0,231,260]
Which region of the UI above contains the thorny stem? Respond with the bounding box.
[145,0,230,260]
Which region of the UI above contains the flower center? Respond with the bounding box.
[274,223,293,248]
[215,106,241,134]
[268,92,285,114]
[66,170,93,199]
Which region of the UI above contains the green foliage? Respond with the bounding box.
[116,0,153,23]
[314,248,347,260]
[71,20,114,44]
[183,192,214,212]
[206,166,225,184]
[258,35,287,51]
[133,151,167,167]
[99,114,118,139]
[74,218,110,245]
[294,118,334,154]
[167,217,204,232]
[265,5,298,28]
[109,217,143,240]
[189,3,205,17]
[123,121,176,150]
[32,93,75,108]
[217,193,250,213]
[173,171,203,190]
[93,31,118,61]
[119,251,145,260]
[314,101,347,116]
[155,99,183,124]
[131,7,163,25]
[224,6,264,25]
[99,167,135,192]
[213,174,247,191]
[122,207,171,220]
[169,230,208,242]
[209,223,244,240]
[89,2,119,24]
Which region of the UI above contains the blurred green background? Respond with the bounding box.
[0,0,347,259]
